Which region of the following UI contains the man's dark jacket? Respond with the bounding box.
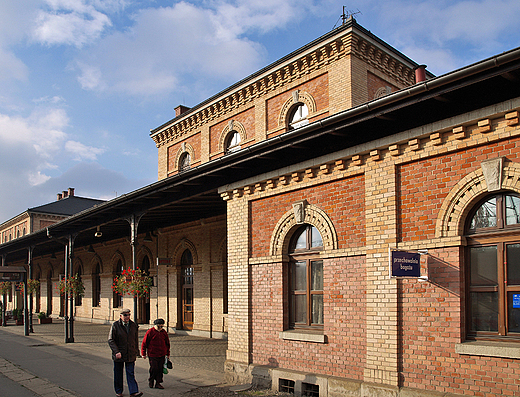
[108,319,139,362]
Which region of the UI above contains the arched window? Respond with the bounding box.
[113,259,123,308]
[181,249,194,330]
[179,152,191,171]
[466,192,520,338]
[75,267,83,307]
[288,103,309,130]
[225,131,241,153]
[93,263,101,307]
[288,225,323,329]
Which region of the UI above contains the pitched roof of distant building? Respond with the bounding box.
[29,195,105,216]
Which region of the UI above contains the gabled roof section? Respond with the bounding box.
[29,196,105,217]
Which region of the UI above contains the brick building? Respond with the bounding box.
[1,17,520,396]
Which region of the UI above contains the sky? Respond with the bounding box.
[1,0,520,222]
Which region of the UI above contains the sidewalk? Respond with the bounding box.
[0,318,228,397]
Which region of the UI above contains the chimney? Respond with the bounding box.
[415,65,427,83]
[62,190,68,198]
[175,105,191,117]
[57,193,63,201]
[68,187,75,197]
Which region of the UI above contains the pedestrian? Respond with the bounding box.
[108,308,143,397]
[141,318,170,389]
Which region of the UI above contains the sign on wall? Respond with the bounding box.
[390,250,421,278]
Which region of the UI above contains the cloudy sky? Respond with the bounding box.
[0,0,519,221]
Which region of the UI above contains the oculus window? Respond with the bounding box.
[466,193,520,338]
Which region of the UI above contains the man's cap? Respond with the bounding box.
[120,308,131,314]
[153,318,165,325]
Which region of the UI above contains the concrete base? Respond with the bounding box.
[224,361,466,397]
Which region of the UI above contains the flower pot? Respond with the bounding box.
[16,319,23,325]
[39,317,52,324]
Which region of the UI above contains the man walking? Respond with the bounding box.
[141,318,170,389]
[108,308,143,397]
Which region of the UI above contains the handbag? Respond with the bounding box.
[166,358,173,369]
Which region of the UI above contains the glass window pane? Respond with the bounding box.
[311,260,323,290]
[292,261,307,291]
[507,244,520,285]
[294,229,306,250]
[507,292,520,333]
[505,195,520,225]
[310,226,323,248]
[470,292,498,332]
[470,246,498,286]
[293,294,307,323]
[470,197,497,229]
[311,295,323,324]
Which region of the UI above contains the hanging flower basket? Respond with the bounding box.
[0,281,11,295]
[27,279,40,295]
[112,268,152,298]
[57,274,85,297]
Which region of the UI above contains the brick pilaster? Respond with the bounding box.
[363,158,399,386]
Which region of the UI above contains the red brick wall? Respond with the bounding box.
[399,137,520,242]
[251,256,366,379]
[367,71,397,100]
[250,175,365,257]
[399,247,520,396]
[266,73,329,132]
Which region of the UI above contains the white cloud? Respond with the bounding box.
[32,0,113,47]
[28,171,52,186]
[65,140,105,160]
[72,0,320,97]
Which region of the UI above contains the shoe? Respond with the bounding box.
[116,394,123,397]
[130,393,143,397]
[155,383,164,389]
[149,381,154,388]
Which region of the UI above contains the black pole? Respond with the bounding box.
[23,276,29,336]
[64,245,69,343]
[28,247,34,333]
[68,236,74,343]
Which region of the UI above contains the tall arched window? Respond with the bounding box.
[288,103,309,130]
[75,267,83,307]
[225,131,241,153]
[466,192,520,338]
[181,249,194,330]
[288,224,323,329]
[93,263,101,307]
[113,259,123,308]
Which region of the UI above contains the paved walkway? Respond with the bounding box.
[0,318,228,397]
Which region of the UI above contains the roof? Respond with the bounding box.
[28,196,105,217]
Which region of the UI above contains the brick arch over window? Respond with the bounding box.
[270,203,338,256]
[73,258,83,276]
[89,254,103,274]
[278,90,317,128]
[174,142,195,172]
[436,159,520,237]
[137,246,153,266]
[173,238,199,265]
[218,120,247,153]
[111,250,126,271]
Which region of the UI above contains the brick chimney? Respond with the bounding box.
[57,193,63,201]
[68,187,75,197]
[62,190,68,198]
[175,105,191,117]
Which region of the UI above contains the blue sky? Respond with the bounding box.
[1,0,520,221]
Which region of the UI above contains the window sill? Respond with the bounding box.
[280,330,326,343]
[455,340,520,359]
